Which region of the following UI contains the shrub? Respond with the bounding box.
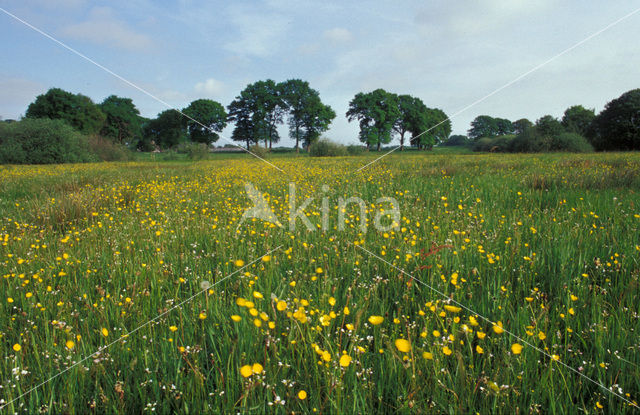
[248,144,269,159]
[442,135,470,146]
[88,135,133,161]
[550,132,594,152]
[175,142,209,160]
[309,138,347,157]
[0,118,94,164]
[472,137,494,152]
[346,144,366,155]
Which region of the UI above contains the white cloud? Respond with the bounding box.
[194,78,226,98]
[323,27,353,44]
[60,6,154,51]
[223,4,290,58]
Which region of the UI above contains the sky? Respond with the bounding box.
[1,0,640,146]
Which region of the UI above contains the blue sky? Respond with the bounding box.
[1,0,639,145]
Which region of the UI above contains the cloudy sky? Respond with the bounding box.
[1,0,639,145]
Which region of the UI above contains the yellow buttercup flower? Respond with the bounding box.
[368,315,384,325]
[394,339,411,353]
[511,343,523,355]
[339,354,352,367]
[101,328,109,337]
[298,390,307,400]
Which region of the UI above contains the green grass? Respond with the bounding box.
[0,152,639,413]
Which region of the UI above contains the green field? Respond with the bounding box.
[1,152,639,413]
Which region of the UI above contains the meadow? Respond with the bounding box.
[0,152,639,414]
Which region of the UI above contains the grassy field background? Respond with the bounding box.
[0,152,639,413]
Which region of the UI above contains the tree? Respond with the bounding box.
[346,89,400,151]
[182,99,227,145]
[26,88,106,135]
[99,95,142,144]
[409,107,451,150]
[393,95,428,151]
[142,109,187,149]
[588,89,640,151]
[280,79,335,152]
[513,118,533,135]
[227,80,287,150]
[468,115,513,140]
[442,134,470,146]
[561,105,595,136]
[535,115,564,138]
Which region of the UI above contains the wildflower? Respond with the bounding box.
[551,354,560,361]
[538,331,546,341]
[101,328,109,337]
[231,315,242,322]
[394,339,411,353]
[169,326,178,332]
[492,321,504,334]
[343,306,350,315]
[236,297,247,307]
[423,351,433,360]
[511,343,523,355]
[444,305,461,313]
[476,345,484,354]
[298,390,307,400]
[442,346,452,356]
[198,312,207,320]
[339,354,352,367]
[328,297,336,306]
[66,340,75,350]
[240,365,253,378]
[315,267,323,274]
[252,363,263,374]
[276,300,287,311]
[368,315,384,325]
[253,291,263,299]
[261,255,271,262]
[234,259,245,267]
[12,343,21,352]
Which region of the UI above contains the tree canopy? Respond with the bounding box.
[468,115,514,140]
[99,95,142,144]
[280,79,335,152]
[183,99,227,144]
[561,105,595,136]
[588,89,640,151]
[142,109,186,149]
[26,88,106,135]
[346,89,400,151]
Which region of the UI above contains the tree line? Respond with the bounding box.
[9,80,453,152]
[5,83,640,154]
[446,89,640,152]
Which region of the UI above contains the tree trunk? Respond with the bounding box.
[400,132,405,151]
[246,138,250,150]
[377,141,381,151]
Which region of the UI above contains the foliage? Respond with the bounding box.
[182,99,227,145]
[588,89,640,151]
[227,80,287,150]
[346,89,400,151]
[280,79,336,152]
[346,144,366,155]
[468,115,514,140]
[25,87,106,135]
[308,138,347,156]
[87,135,134,161]
[513,118,533,135]
[248,144,269,159]
[0,118,94,164]
[174,142,210,160]
[410,107,451,149]
[561,105,595,136]
[535,115,564,138]
[142,109,187,149]
[99,95,142,144]
[442,134,470,146]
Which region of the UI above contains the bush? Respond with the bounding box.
[0,118,94,164]
[88,135,133,161]
[550,132,594,152]
[309,138,347,157]
[175,142,209,160]
[248,144,269,159]
[346,144,366,155]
